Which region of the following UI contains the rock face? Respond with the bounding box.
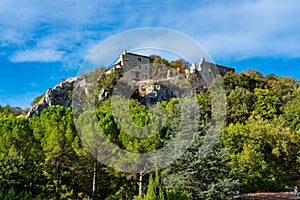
[27,76,184,117]
[137,82,177,106]
[98,88,111,102]
[27,74,200,117]
[27,77,78,117]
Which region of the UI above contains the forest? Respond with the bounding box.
[0,62,300,199]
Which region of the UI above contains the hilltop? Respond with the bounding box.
[27,51,234,117]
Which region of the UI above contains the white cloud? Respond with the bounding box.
[0,0,106,67]
[0,29,27,47]
[10,48,65,62]
[173,0,300,59]
[1,0,300,67]
[1,0,299,108]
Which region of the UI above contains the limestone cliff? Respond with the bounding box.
[27,76,182,117]
[27,67,210,117]
[27,77,79,117]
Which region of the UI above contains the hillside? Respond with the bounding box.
[0,55,300,199]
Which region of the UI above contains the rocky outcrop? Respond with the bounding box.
[137,82,177,106]
[27,67,207,117]
[27,77,78,117]
[27,74,199,117]
[98,88,111,102]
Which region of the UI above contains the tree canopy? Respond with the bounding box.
[0,65,299,199]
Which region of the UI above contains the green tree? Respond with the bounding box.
[108,96,170,197]
[32,105,79,199]
[0,105,15,119]
[222,117,299,192]
[0,117,44,199]
[77,110,103,200]
[76,108,114,200]
[270,76,299,104]
[252,88,281,120]
[145,169,167,200]
[223,71,267,93]
[196,92,211,126]
[163,128,238,199]
[227,87,254,124]
[282,88,300,131]
[75,101,134,200]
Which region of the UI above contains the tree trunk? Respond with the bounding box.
[138,172,144,197]
[93,157,98,200]
[121,193,126,200]
[56,158,61,200]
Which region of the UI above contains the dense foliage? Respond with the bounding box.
[222,71,300,192]
[0,67,299,199]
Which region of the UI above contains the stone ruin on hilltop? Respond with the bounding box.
[27,50,234,117]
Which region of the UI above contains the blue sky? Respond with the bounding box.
[0,0,300,108]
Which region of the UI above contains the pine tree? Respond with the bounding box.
[163,128,239,200]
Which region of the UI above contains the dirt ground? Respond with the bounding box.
[232,192,299,199]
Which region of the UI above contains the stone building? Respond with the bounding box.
[106,51,234,88]
[106,50,153,81]
[186,57,234,87]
